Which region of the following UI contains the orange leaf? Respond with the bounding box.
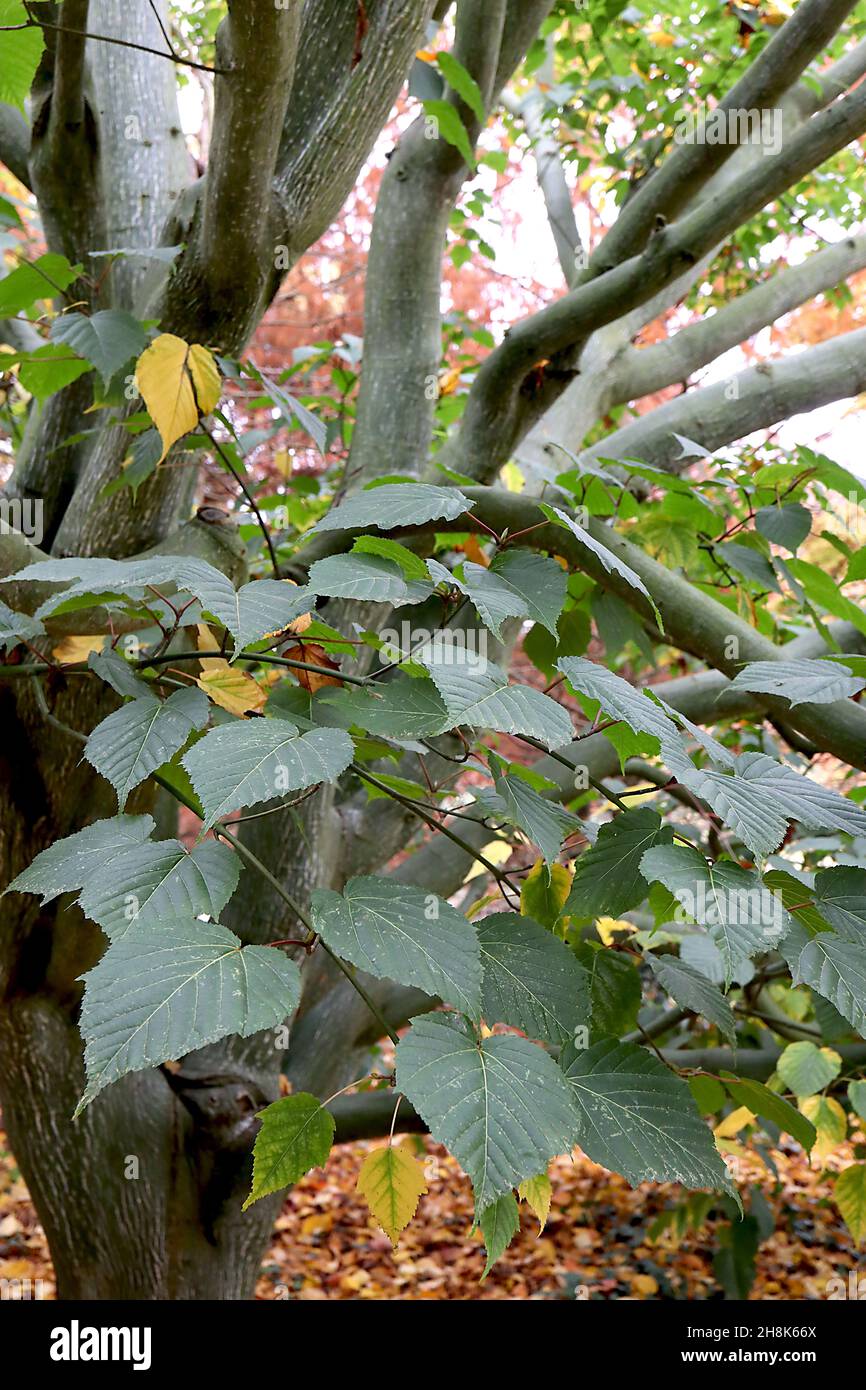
[282,641,343,693]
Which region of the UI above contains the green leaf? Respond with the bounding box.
[0,1,45,110]
[645,952,736,1046]
[813,866,866,942]
[0,253,80,316]
[50,310,148,390]
[356,1141,428,1245]
[574,941,642,1039]
[490,550,567,636]
[182,719,354,832]
[720,1074,816,1152]
[489,761,581,864]
[478,1193,520,1278]
[714,1216,759,1300]
[835,1164,866,1245]
[87,644,150,699]
[541,505,663,629]
[562,1039,734,1194]
[689,1075,726,1115]
[395,1013,580,1213]
[640,843,789,985]
[17,344,92,400]
[786,558,866,637]
[477,911,592,1046]
[6,815,154,903]
[85,686,209,809]
[777,1040,842,1098]
[566,808,673,918]
[352,536,430,582]
[850,1080,866,1122]
[422,99,476,165]
[77,838,240,939]
[421,649,573,749]
[727,659,864,707]
[557,656,679,751]
[311,876,482,1019]
[447,561,531,640]
[755,503,811,552]
[791,932,866,1037]
[718,541,781,593]
[323,676,448,739]
[308,553,432,605]
[77,917,301,1111]
[683,752,866,858]
[310,483,468,535]
[244,1093,335,1209]
[11,556,313,652]
[436,51,486,122]
[445,551,567,640]
[0,599,45,651]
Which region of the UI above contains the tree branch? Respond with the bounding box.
[440,71,866,481]
[585,324,866,471]
[327,1042,866,1140]
[347,0,509,482]
[610,233,866,404]
[453,486,866,772]
[589,0,860,274]
[0,102,31,186]
[51,0,89,132]
[177,0,302,348]
[502,36,582,287]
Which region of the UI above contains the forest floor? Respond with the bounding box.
[0,1122,859,1301]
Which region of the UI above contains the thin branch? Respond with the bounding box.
[3,11,227,74]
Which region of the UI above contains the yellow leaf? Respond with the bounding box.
[800,1094,847,1159]
[464,838,513,883]
[134,333,221,462]
[647,28,675,46]
[52,635,103,664]
[501,461,524,494]
[196,665,266,717]
[596,916,636,946]
[356,1141,428,1246]
[835,1164,866,1246]
[631,1273,659,1297]
[518,1174,552,1233]
[437,364,463,397]
[520,859,572,933]
[457,534,489,567]
[714,1105,756,1139]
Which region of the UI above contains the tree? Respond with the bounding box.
[1,0,866,1301]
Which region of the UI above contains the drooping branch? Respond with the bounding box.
[609,233,866,404]
[584,324,866,471]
